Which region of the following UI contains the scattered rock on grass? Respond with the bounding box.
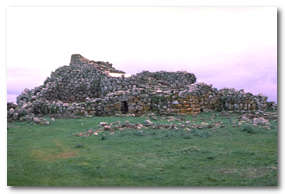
[100,122,108,127]
[40,120,50,125]
[104,125,111,131]
[33,117,41,124]
[33,117,50,125]
[201,122,209,128]
[253,117,269,126]
[136,123,144,130]
[143,119,153,127]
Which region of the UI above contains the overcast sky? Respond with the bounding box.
[7,7,277,102]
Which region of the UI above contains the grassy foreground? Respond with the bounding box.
[7,112,278,186]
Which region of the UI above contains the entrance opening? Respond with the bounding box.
[121,101,129,114]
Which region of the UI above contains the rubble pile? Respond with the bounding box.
[8,54,276,123]
[73,118,222,137]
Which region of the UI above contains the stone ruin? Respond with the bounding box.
[7,54,277,122]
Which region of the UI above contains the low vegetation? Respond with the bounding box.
[7,112,278,186]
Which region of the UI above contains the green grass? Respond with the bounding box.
[7,112,278,186]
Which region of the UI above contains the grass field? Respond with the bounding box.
[7,112,278,186]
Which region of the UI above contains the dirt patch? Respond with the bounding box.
[219,168,238,174]
[31,140,78,161]
[240,167,273,179]
[54,140,66,151]
[219,167,275,179]
[31,149,78,161]
[56,152,77,159]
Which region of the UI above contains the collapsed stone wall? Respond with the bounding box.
[215,88,269,112]
[17,63,196,104]
[8,54,276,122]
[8,83,272,122]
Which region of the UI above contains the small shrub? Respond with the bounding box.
[190,129,211,138]
[100,135,106,140]
[241,125,258,134]
[133,131,144,136]
[183,135,192,139]
[74,144,84,148]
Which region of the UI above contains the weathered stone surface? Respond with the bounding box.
[143,119,153,127]
[100,122,108,127]
[253,117,269,126]
[33,117,41,124]
[8,54,276,123]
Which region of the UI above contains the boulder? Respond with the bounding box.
[143,119,153,127]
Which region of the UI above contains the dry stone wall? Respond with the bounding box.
[215,88,269,112]
[8,54,276,122]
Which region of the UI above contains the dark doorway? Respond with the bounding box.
[121,101,129,114]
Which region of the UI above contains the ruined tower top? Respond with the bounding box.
[69,54,125,75]
[70,54,90,66]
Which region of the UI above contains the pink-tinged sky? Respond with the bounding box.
[6,7,277,103]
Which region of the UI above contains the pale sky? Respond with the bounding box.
[6,7,277,102]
